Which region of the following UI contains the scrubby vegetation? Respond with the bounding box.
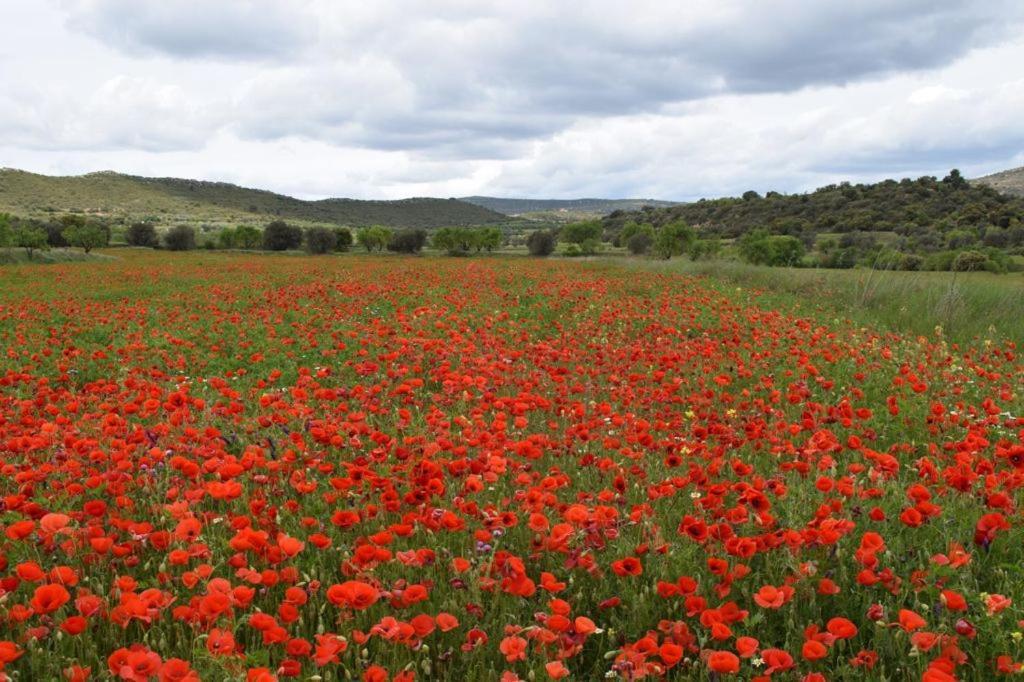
[0,168,508,230]
[431,226,503,255]
[163,224,197,251]
[305,226,338,255]
[603,170,1024,271]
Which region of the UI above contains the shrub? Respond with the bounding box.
[126,222,159,248]
[233,226,262,250]
[356,226,390,252]
[306,227,338,255]
[739,230,805,266]
[627,232,652,255]
[618,221,654,248]
[42,221,69,247]
[263,220,303,251]
[478,227,503,252]
[689,238,722,260]
[432,227,475,255]
[164,225,196,251]
[653,221,695,259]
[526,230,556,257]
[387,228,428,254]
[923,250,958,271]
[334,228,354,252]
[560,220,602,255]
[951,250,988,272]
[14,225,49,259]
[62,221,109,253]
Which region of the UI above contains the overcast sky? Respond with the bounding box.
[1,1,1023,200]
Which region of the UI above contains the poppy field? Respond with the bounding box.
[0,251,1022,681]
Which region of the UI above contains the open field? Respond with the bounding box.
[0,251,1022,681]
[634,259,1024,348]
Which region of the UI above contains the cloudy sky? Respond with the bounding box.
[1,0,1023,200]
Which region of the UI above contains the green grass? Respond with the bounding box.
[0,247,115,265]
[619,258,1024,346]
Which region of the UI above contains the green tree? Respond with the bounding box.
[432,227,475,255]
[233,226,262,249]
[738,229,774,265]
[560,220,602,254]
[478,227,503,252]
[218,227,239,249]
[306,227,338,254]
[653,221,695,259]
[126,222,158,247]
[334,227,354,252]
[942,168,968,190]
[0,213,12,248]
[768,235,806,266]
[164,225,196,251]
[689,237,721,260]
[619,221,654,247]
[356,226,390,252]
[526,230,555,257]
[626,232,653,255]
[387,228,428,254]
[62,221,109,253]
[14,225,49,259]
[263,220,303,251]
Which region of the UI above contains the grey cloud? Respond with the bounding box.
[55,0,1024,163]
[61,0,312,60]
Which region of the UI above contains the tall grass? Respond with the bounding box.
[624,258,1024,346]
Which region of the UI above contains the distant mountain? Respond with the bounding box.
[460,196,679,216]
[974,166,1024,197]
[0,169,508,229]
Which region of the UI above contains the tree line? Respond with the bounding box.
[599,170,1024,272]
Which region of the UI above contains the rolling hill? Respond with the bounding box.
[460,196,678,216]
[0,169,508,229]
[974,166,1024,197]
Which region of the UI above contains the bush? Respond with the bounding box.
[234,226,262,250]
[43,221,69,247]
[653,221,695,259]
[387,228,428,254]
[560,220,602,255]
[164,225,196,251]
[478,227,503,252]
[62,221,109,253]
[432,227,475,255]
[618,221,654,248]
[526,230,556,257]
[263,220,303,251]
[923,250,958,271]
[356,226,391,252]
[13,226,48,259]
[126,222,159,248]
[952,250,988,272]
[627,232,652,255]
[334,228,353,252]
[739,230,805,266]
[306,227,338,254]
[689,238,722,260]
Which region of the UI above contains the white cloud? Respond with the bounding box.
[0,0,1023,199]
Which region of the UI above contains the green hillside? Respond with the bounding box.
[461,196,678,216]
[0,169,508,229]
[599,170,1024,271]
